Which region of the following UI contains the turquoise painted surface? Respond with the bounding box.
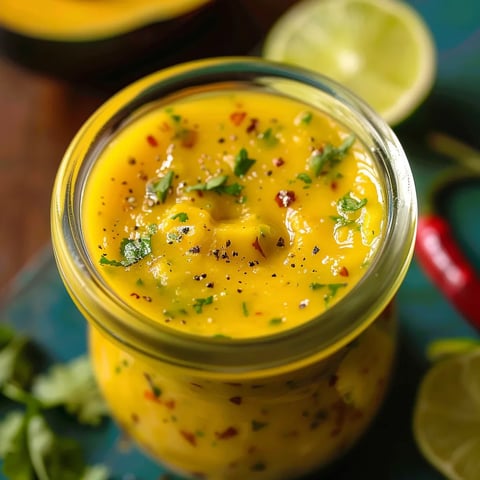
[1,1,479,478]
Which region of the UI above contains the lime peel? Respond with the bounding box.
[263,0,437,125]
[414,348,480,480]
[427,338,480,363]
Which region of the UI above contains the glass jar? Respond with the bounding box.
[51,57,417,479]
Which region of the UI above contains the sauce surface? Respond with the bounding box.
[83,89,385,338]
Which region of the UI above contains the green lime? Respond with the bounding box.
[427,338,480,363]
[413,349,480,480]
[263,0,436,125]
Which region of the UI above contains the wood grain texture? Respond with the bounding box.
[0,0,299,298]
[0,57,102,297]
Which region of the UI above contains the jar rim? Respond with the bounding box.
[51,57,417,374]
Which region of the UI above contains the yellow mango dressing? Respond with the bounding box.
[83,88,394,478]
[52,59,416,480]
[83,90,384,338]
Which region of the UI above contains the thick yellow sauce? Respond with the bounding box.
[83,89,395,479]
[83,89,384,338]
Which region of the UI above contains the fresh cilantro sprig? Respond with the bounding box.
[330,192,368,229]
[233,148,256,177]
[0,324,110,480]
[192,296,214,314]
[338,192,368,212]
[31,356,109,427]
[148,170,174,204]
[310,282,348,305]
[100,235,152,267]
[309,135,355,177]
[185,175,244,196]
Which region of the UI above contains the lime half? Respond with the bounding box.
[263,0,436,125]
[413,349,480,480]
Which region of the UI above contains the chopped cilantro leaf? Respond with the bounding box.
[171,212,189,222]
[297,172,312,184]
[234,148,256,176]
[193,296,214,314]
[149,170,174,203]
[258,128,278,147]
[186,175,244,196]
[309,135,355,177]
[300,111,313,124]
[100,235,152,267]
[309,282,348,305]
[269,318,283,326]
[338,192,368,212]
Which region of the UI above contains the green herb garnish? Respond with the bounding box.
[309,135,355,177]
[269,318,283,326]
[297,172,312,184]
[100,236,152,267]
[300,111,313,124]
[186,175,244,197]
[338,192,368,212]
[233,148,256,177]
[193,296,214,314]
[258,128,278,147]
[310,282,348,305]
[0,325,109,480]
[171,212,189,222]
[149,170,174,204]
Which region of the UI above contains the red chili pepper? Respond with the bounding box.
[415,214,480,330]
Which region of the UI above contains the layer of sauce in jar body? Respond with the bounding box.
[83,88,395,479]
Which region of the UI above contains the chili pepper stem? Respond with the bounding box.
[427,132,480,174]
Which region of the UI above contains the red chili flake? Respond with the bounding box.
[330,180,338,191]
[275,190,296,208]
[246,118,258,133]
[164,399,176,410]
[130,292,140,299]
[339,266,349,277]
[215,426,238,440]
[146,135,158,147]
[230,111,247,126]
[229,396,243,405]
[252,237,266,258]
[180,430,197,446]
[273,157,285,167]
[180,129,198,148]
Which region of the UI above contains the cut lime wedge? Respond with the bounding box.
[263,0,436,125]
[413,349,480,480]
